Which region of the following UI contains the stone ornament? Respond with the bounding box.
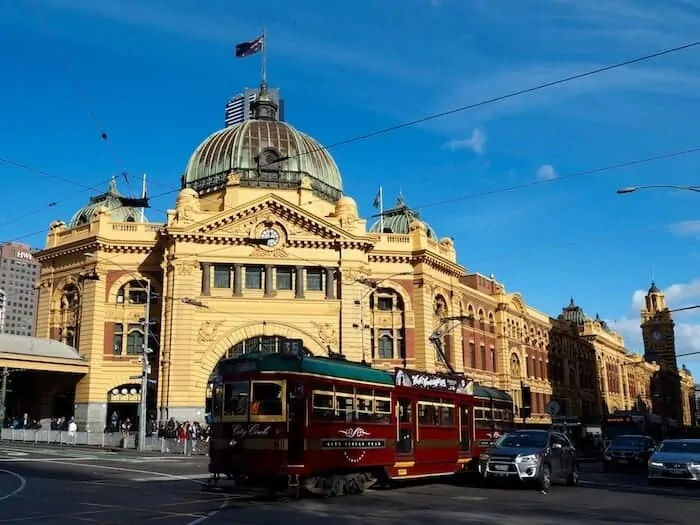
[312,321,339,350]
[174,260,199,276]
[198,320,225,343]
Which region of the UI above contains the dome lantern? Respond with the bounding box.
[369,192,438,239]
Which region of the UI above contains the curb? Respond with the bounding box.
[0,440,207,458]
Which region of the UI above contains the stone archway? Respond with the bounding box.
[198,321,327,375]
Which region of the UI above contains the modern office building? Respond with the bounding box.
[224,87,284,127]
[0,242,40,336]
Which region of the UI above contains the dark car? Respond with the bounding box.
[603,435,655,472]
[479,430,579,491]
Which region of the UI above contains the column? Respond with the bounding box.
[295,266,305,299]
[325,267,335,300]
[201,263,211,296]
[233,264,243,297]
[264,265,274,297]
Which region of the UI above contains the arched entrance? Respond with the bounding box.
[106,383,156,433]
[204,335,311,417]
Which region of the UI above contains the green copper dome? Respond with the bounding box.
[369,193,438,239]
[69,177,147,227]
[182,85,343,203]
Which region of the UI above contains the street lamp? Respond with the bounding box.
[617,185,700,194]
[354,272,411,363]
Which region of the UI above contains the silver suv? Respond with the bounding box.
[479,430,579,491]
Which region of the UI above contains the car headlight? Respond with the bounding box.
[649,461,663,467]
[689,462,700,469]
[516,454,539,464]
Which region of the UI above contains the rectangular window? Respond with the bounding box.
[306,268,323,291]
[113,323,123,355]
[377,297,393,311]
[480,345,486,370]
[276,267,293,290]
[213,265,231,288]
[245,266,263,289]
[377,329,393,359]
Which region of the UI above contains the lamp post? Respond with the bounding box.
[355,272,411,363]
[617,185,700,194]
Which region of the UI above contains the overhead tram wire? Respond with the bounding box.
[25,0,134,193]
[256,40,700,170]
[4,39,697,239]
[4,143,700,247]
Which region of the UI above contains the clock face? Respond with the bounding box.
[260,227,280,247]
[652,330,662,341]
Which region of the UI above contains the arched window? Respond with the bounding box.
[510,353,521,376]
[378,334,393,359]
[370,287,406,361]
[126,326,145,355]
[117,280,150,305]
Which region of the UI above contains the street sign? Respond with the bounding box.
[546,400,560,417]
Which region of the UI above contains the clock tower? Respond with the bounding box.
[640,281,677,370]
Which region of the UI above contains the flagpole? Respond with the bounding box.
[140,173,147,222]
[261,27,267,86]
[379,186,384,232]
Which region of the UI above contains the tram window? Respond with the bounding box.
[211,384,223,420]
[335,385,354,421]
[311,391,334,419]
[418,399,441,426]
[355,387,374,421]
[398,398,412,423]
[441,403,455,426]
[223,381,249,417]
[375,397,392,423]
[250,381,284,416]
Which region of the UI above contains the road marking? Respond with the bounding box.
[186,498,230,525]
[0,469,26,503]
[4,452,28,457]
[0,457,93,463]
[131,474,210,482]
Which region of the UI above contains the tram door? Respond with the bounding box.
[395,397,414,459]
[287,381,306,466]
[458,403,472,461]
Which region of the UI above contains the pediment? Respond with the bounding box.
[179,194,359,243]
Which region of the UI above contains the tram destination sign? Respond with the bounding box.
[394,368,474,394]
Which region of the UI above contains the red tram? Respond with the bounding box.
[207,348,514,496]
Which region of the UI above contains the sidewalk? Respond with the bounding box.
[0,427,208,456]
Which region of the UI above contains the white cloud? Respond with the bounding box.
[536,164,557,181]
[443,128,486,155]
[669,220,700,238]
[607,279,700,365]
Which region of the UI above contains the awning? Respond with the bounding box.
[0,334,88,374]
[474,384,513,402]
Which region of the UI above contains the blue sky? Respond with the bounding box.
[2,0,700,377]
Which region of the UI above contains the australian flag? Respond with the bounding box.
[235,35,264,58]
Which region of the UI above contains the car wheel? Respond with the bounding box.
[566,464,579,486]
[537,464,552,492]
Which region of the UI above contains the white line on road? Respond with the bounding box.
[131,474,210,482]
[0,457,92,463]
[186,498,230,525]
[0,469,26,503]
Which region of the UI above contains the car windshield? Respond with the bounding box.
[495,432,548,449]
[610,436,647,448]
[658,441,700,454]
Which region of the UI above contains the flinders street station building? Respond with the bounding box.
[31,83,696,430]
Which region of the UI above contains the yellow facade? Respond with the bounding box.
[32,92,695,429]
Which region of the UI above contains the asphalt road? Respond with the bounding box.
[0,444,696,524]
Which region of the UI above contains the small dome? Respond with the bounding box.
[558,297,586,325]
[69,177,147,227]
[648,281,661,294]
[182,87,342,204]
[178,188,199,199]
[335,196,358,217]
[369,193,437,239]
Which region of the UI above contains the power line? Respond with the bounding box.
[26,0,132,192]
[4,143,699,249]
[259,40,700,168]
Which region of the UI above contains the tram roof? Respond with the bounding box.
[473,384,513,402]
[218,352,395,386]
